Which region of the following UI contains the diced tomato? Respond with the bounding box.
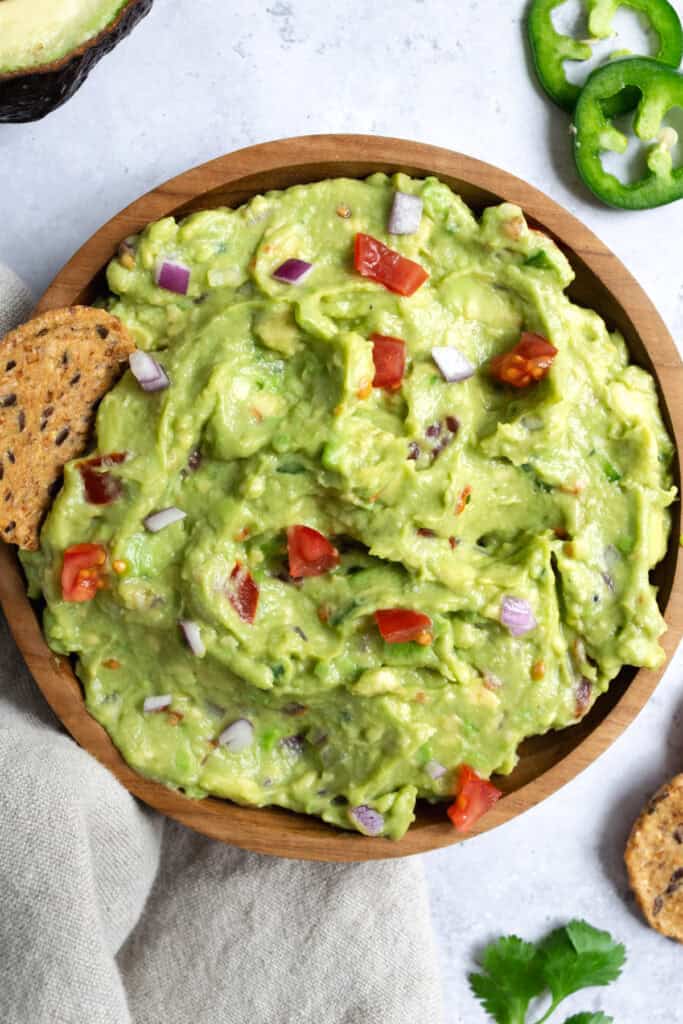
[287,526,340,579]
[79,452,127,505]
[374,608,432,644]
[61,543,107,602]
[354,233,429,296]
[489,332,558,388]
[229,562,259,623]
[370,334,406,390]
[447,765,502,833]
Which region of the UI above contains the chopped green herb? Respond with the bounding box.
[520,463,554,493]
[600,459,622,483]
[524,249,554,270]
[468,920,625,1024]
[277,463,307,475]
[416,742,433,765]
[259,728,278,752]
[329,601,359,627]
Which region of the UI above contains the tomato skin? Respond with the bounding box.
[374,608,432,644]
[229,562,259,623]
[371,334,406,390]
[287,526,340,579]
[61,543,107,602]
[489,332,558,388]
[447,765,502,832]
[354,233,429,296]
[79,452,127,505]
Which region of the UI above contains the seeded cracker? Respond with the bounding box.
[0,307,134,550]
[625,773,683,942]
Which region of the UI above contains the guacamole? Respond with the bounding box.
[22,174,676,839]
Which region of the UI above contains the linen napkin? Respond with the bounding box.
[0,264,444,1024]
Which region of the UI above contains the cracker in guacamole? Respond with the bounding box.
[21,174,676,839]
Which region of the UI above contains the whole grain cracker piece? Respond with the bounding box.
[0,307,134,550]
[625,773,683,943]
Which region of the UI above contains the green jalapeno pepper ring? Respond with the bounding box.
[574,56,683,208]
[528,0,683,111]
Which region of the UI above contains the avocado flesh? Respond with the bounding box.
[0,0,152,122]
[0,0,133,74]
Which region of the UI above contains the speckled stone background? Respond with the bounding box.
[1,1,682,1020]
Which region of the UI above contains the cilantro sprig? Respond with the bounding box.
[469,920,625,1024]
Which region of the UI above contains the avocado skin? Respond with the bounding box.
[0,0,153,123]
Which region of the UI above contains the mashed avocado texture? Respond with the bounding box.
[22,174,676,839]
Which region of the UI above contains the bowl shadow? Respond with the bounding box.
[597,688,683,925]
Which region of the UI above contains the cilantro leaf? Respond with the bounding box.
[468,921,625,1024]
[539,919,626,1010]
[469,935,546,1024]
[524,249,554,271]
[563,1015,614,1024]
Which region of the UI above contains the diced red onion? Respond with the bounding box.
[426,759,447,780]
[219,718,254,753]
[272,259,313,284]
[143,694,172,713]
[500,596,537,636]
[388,192,423,235]
[349,804,385,836]
[431,346,475,382]
[155,260,190,295]
[129,350,170,392]
[143,506,186,532]
[601,571,615,592]
[179,619,205,656]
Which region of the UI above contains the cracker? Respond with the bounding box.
[625,774,683,943]
[0,307,134,550]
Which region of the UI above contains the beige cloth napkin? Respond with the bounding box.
[0,265,444,1024]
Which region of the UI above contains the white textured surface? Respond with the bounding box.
[1,1,682,1020]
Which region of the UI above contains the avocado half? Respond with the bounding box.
[0,0,153,123]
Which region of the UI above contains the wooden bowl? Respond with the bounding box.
[1,135,681,861]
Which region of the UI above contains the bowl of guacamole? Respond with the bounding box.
[10,137,682,856]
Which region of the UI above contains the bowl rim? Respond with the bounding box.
[1,133,681,862]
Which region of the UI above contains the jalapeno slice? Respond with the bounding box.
[574,56,683,209]
[528,0,683,111]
